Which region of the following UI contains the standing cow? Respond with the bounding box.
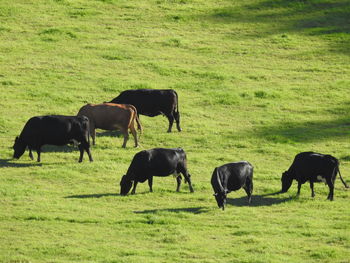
[281,152,349,200]
[109,89,181,133]
[211,161,254,210]
[120,148,194,195]
[77,103,142,148]
[13,115,93,162]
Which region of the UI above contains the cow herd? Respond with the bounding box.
[12,89,349,209]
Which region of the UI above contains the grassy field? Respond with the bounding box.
[1,0,350,262]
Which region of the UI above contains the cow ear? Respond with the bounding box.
[213,193,218,196]
[15,136,19,142]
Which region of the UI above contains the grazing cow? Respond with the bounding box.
[109,89,181,132]
[77,103,142,148]
[281,152,349,201]
[120,148,194,195]
[211,161,254,210]
[13,115,93,162]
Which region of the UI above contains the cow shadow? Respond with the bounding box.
[65,193,118,199]
[0,158,42,168]
[96,130,123,138]
[41,144,76,153]
[134,206,209,215]
[227,192,294,207]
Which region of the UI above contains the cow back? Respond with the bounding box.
[127,148,185,182]
[110,89,177,116]
[217,161,253,192]
[21,115,87,146]
[78,103,134,130]
[289,152,338,182]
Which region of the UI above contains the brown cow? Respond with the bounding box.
[77,103,142,148]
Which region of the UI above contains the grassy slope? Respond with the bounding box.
[0,0,349,262]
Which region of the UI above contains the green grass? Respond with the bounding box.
[1,0,350,262]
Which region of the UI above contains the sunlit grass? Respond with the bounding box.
[0,0,349,262]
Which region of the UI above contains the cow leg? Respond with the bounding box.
[326,177,334,201]
[179,168,194,192]
[121,128,129,148]
[86,147,93,162]
[166,114,174,133]
[129,125,138,148]
[173,111,182,132]
[36,148,41,162]
[29,148,34,160]
[310,182,315,197]
[82,141,93,162]
[78,144,85,162]
[90,123,96,146]
[187,175,194,193]
[176,175,182,192]
[131,181,138,195]
[148,177,153,192]
[243,179,253,204]
[297,182,302,195]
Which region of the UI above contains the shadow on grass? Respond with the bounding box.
[0,158,42,168]
[96,130,123,138]
[227,193,293,207]
[134,207,209,215]
[65,193,118,198]
[200,0,350,54]
[41,144,76,153]
[253,117,350,143]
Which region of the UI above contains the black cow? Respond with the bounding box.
[211,161,253,210]
[281,152,349,200]
[109,89,181,132]
[13,115,93,162]
[120,148,194,195]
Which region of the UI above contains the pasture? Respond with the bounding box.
[0,0,349,262]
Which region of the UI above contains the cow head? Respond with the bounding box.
[213,190,228,210]
[13,136,26,159]
[281,171,293,193]
[120,175,133,195]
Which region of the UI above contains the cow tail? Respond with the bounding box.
[183,157,188,184]
[134,107,143,137]
[337,166,349,188]
[87,122,91,145]
[174,90,179,114]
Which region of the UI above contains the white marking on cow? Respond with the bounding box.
[317,175,326,183]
